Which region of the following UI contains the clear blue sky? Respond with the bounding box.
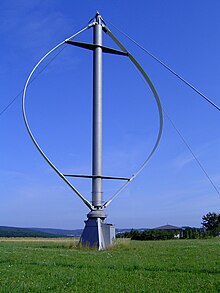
[1,0,220,229]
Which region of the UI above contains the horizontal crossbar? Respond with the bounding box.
[65,40,128,56]
[63,174,130,181]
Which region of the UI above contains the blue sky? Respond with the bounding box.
[1,0,220,229]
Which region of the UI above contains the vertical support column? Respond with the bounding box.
[92,13,103,208]
[80,12,115,249]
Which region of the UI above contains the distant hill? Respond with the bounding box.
[0,226,78,238]
[32,228,82,237]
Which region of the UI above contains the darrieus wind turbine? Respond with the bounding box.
[22,12,163,249]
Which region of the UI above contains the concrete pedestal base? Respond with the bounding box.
[80,211,115,250]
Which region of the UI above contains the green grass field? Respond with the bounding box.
[0,238,219,292]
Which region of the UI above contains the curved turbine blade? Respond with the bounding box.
[22,25,94,210]
[103,26,163,208]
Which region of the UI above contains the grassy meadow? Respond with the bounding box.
[0,238,219,292]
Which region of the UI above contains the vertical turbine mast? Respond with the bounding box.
[92,12,103,209]
[80,12,110,250]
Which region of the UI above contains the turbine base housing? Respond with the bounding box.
[80,214,115,249]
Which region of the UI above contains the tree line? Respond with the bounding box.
[116,212,220,240]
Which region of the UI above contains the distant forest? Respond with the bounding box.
[117,227,211,240]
